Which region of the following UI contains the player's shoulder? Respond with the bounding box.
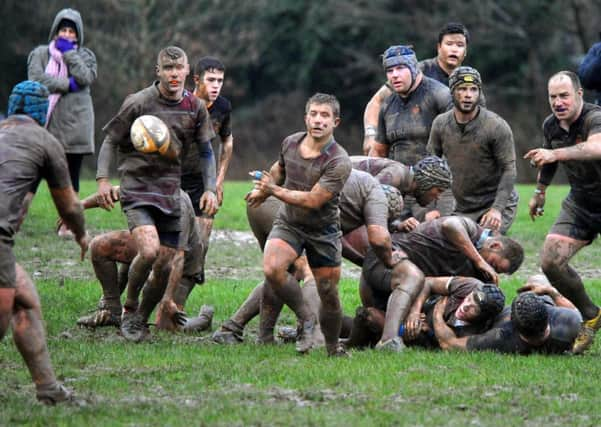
[542,113,558,136]
[433,108,454,125]
[213,95,232,113]
[422,75,450,92]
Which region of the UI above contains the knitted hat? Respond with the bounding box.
[382,45,418,82]
[413,156,452,192]
[7,80,49,126]
[449,66,482,92]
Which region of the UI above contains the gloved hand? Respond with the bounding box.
[55,37,75,53]
[68,77,80,92]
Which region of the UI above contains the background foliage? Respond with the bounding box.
[1,0,600,180]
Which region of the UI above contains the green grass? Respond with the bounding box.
[2,181,601,426]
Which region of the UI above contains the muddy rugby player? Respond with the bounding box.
[345,276,505,349]
[434,275,582,354]
[212,167,403,344]
[524,71,601,354]
[428,66,518,234]
[0,81,89,404]
[74,187,209,335]
[360,216,523,351]
[245,93,353,356]
[350,155,452,232]
[367,45,453,223]
[363,22,472,155]
[95,46,216,341]
[191,56,234,285]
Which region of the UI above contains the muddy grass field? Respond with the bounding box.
[2,182,601,426]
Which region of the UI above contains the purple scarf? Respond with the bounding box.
[44,40,71,127]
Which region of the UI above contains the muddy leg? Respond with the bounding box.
[541,235,597,319]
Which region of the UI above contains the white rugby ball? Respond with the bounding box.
[130,115,170,154]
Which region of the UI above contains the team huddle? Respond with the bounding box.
[3,11,601,405]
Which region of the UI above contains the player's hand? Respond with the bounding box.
[528,193,545,222]
[390,250,406,267]
[424,210,441,222]
[433,297,448,323]
[252,170,276,195]
[479,208,502,231]
[404,312,425,341]
[156,300,187,331]
[524,148,557,168]
[517,281,556,296]
[199,191,218,216]
[475,259,499,285]
[397,217,420,232]
[76,231,89,261]
[216,181,224,206]
[96,179,117,210]
[245,189,268,208]
[362,135,375,156]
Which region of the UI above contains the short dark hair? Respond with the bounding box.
[194,56,225,78]
[157,46,187,65]
[549,70,582,92]
[511,292,549,338]
[438,22,470,45]
[305,93,340,118]
[493,235,524,274]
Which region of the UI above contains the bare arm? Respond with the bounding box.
[16,192,35,232]
[441,217,498,284]
[80,186,120,210]
[96,135,119,210]
[269,180,334,210]
[363,85,391,154]
[368,141,389,158]
[527,182,547,221]
[252,161,335,210]
[269,161,285,185]
[49,187,88,260]
[366,224,394,268]
[157,250,187,330]
[216,134,234,205]
[433,297,469,351]
[524,133,601,166]
[407,276,451,321]
[517,282,577,310]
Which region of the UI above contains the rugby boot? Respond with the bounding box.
[277,326,298,343]
[295,317,317,354]
[212,319,244,344]
[572,309,601,354]
[120,310,150,343]
[326,342,350,358]
[375,336,406,353]
[183,305,214,333]
[36,382,73,405]
[344,306,378,349]
[77,308,121,328]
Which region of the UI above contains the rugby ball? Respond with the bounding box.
[130,115,170,154]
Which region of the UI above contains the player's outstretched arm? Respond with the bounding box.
[433,297,468,351]
[50,187,88,260]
